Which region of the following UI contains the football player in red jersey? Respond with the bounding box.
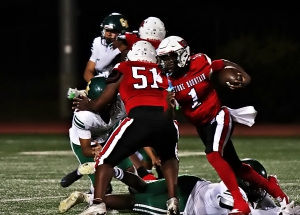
[113,17,167,178]
[114,16,166,54]
[125,16,166,49]
[74,41,180,215]
[156,36,289,215]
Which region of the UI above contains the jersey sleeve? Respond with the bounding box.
[211,59,225,71]
[157,73,169,90]
[191,53,213,78]
[89,37,100,62]
[72,112,93,139]
[94,45,121,72]
[125,32,140,49]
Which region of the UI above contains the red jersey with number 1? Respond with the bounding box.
[169,53,224,126]
[113,61,168,114]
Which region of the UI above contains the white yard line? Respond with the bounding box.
[20,151,72,155]
[19,151,206,156]
[0,195,65,203]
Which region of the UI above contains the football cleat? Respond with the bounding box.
[59,191,90,213]
[60,169,82,188]
[78,162,96,175]
[166,197,180,215]
[267,175,289,204]
[78,203,107,215]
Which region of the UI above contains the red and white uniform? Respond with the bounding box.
[125,32,161,50]
[169,53,224,126]
[113,61,169,114]
[95,61,179,168]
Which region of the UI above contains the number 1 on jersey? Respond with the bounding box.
[188,88,201,108]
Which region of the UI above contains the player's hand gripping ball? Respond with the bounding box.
[218,66,243,89]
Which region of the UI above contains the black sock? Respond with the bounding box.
[137,166,150,178]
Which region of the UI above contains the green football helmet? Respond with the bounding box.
[100,12,129,45]
[237,158,268,203]
[85,76,107,100]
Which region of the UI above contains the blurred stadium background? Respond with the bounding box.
[1,0,300,127]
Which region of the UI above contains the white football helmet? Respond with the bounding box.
[127,41,157,63]
[139,17,166,42]
[157,36,190,70]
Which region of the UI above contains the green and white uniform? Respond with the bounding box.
[90,37,121,78]
[69,99,132,184]
[133,175,201,214]
[132,174,284,215]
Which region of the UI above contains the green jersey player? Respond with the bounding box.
[75,159,300,215]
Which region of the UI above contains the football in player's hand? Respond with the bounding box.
[217,66,242,87]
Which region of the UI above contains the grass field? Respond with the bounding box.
[0,134,299,214]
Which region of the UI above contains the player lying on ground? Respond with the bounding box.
[65,158,300,215]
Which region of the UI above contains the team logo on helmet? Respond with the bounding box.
[85,81,91,94]
[178,40,188,48]
[120,18,128,28]
[139,21,145,27]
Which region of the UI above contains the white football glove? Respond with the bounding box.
[279,201,300,215]
[67,88,86,99]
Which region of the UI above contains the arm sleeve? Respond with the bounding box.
[72,113,92,139]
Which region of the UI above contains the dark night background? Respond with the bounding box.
[1,0,300,124]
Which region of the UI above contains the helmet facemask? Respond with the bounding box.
[237,158,268,204]
[237,178,267,203]
[158,52,178,75]
[100,13,129,46]
[158,49,189,77]
[157,36,191,77]
[100,28,119,46]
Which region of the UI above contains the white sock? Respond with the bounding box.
[113,167,124,180]
[135,151,143,161]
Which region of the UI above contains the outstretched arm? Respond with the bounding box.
[73,74,122,112]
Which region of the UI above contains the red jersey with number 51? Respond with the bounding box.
[169,53,224,126]
[113,61,168,114]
